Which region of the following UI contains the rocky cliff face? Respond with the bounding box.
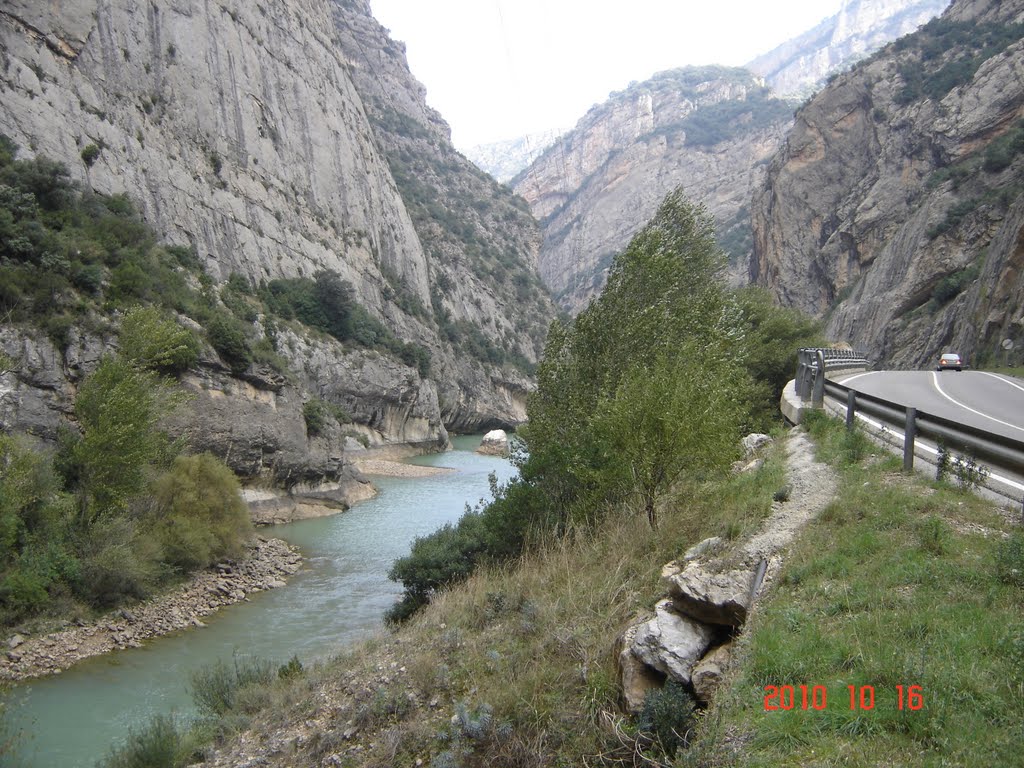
[747,0,949,98]
[514,68,793,313]
[465,129,564,184]
[751,0,1024,368]
[332,0,555,431]
[0,0,554,475]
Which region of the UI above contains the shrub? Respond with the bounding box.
[277,655,304,680]
[149,454,252,571]
[302,399,330,437]
[100,713,192,768]
[190,655,276,717]
[80,143,101,168]
[205,311,252,373]
[76,516,165,606]
[72,356,178,522]
[637,681,696,758]
[952,452,989,491]
[119,306,199,375]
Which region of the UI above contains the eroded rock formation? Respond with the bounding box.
[0,0,555,498]
[752,0,1024,367]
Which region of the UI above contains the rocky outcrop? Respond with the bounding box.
[0,0,553,457]
[619,431,837,712]
[752,0,1024,369]
[475,429,509,456]
[515,67,793,313]
[0,325,405,514]
[747,0,948,98]
[0,536,302,681]
[332,1,556,428]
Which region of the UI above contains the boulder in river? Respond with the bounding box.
[476,429,509,456]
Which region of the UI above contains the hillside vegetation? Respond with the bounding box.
[689,413,1024,767]
[385,192,821,624]
[76,190,820,767]
[0,142,257,627]
[0,138,438,631]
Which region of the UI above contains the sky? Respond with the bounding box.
[370,0,845,150]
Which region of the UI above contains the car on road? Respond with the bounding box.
[937,353,963,371]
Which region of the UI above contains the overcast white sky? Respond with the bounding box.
[370,0,844,150]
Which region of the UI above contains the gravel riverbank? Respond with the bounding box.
[0,536,302,682]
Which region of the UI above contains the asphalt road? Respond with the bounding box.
[834,370,1024,443]
[832,369,1024,501]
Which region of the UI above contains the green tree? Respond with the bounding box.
[590,349,749,527]
[389,190,762,620]
[150,454,252,571]
[71,356,178,525]
[522,189,745,526]
[119,306,199,375]
[733,286,822,428]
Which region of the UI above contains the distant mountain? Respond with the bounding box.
[752,0,1024,369]
[514,0,950,314]
[465,130,564,183]
[748,0,949,97]
[514,67,794,313]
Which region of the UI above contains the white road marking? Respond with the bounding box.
[930,372,1024,435]
[852,410,1024,493]
[837,371,876,385]
[976,371,1024,395]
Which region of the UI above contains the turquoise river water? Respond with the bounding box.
[6,435,515,767]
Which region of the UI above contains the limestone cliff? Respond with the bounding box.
[465,129,564,184]
[332,0,555,431]
[751,0,1024,368]
[748,0,948,98]
[0,0,554,476]
[514,67,793,313]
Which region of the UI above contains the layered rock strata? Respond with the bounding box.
[0,0,556,495]
[516,67,792,313]
[752,0,1024,368]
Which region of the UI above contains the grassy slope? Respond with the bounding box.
[686,415,1024,767]
[191,441,788,767]
[136,414,1023,767]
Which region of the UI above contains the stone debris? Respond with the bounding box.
[621,429,838,712]
[741,433,773,458]
[692,643,733,703]
[663,563,758,628]
[0,537,302,682]
[629,600,715,686]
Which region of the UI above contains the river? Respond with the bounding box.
[6,435,515,767]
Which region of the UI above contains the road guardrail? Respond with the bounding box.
[793,348,1024,507]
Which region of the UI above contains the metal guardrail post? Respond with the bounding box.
[796,350,809,399]
[846,390,856,430]
[903,407,917,472]
[812,349,825,408]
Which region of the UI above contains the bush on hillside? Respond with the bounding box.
[119,306,199,375]
[149,454,252,572]
[69,356,179,524]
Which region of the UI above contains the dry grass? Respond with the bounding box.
[194,437,787,767]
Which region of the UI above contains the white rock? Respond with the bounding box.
[628,600,714,685]
[476,429,509,456]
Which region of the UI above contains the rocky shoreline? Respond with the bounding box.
[0,536,302,682]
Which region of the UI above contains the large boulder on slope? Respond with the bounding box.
[627,600,715,686]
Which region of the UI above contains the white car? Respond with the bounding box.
[936,353,963,371]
